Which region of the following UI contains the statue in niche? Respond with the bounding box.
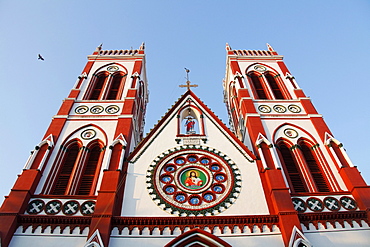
[185,116,196,134]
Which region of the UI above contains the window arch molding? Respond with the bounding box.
[276,137,309,193]
[246,71,270,99]
[42,124,107,195]
[273,124,339,193]
[296,138,331,192]
[44,138,83,195]
[272,123,317,144]
[103,71,127,100]
[84,63,128,100]
[85,71,110,100]
[245,63,291,100]
[263,71,290,100]
[73,139,105,195]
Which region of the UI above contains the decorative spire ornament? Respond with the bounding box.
[179,68,198,91]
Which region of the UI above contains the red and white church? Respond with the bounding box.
[1,44,369,247]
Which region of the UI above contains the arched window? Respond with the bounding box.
[85,70,127,100]
[248,72,268,99]
[299,142,330,192]
[106,72,126,100]
[278,142,307,193]
[265,72,284,99]
[88,72,108,100]
[50,141,104,196]
[77,144,102,195]
[52,143,80,195]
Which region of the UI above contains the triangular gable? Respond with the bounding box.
[165,229,232,247]
[288,226,312,247]
[84,229,104,247]
[128,90,256,162]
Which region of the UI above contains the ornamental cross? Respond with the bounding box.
[179,68,198,91]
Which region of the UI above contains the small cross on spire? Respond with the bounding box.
[179,68,198,91]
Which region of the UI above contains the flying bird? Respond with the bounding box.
[38,54,44,61]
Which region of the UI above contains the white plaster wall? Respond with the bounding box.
[121,107,270,216]
[10,225,88,247]
[110,237,173,247]
[10,235,87,247]
[305,229,370,247]
[109,234,284,247]
[222,234,284,247]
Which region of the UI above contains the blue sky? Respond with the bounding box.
[0,1,369,204]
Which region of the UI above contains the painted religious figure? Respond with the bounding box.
[185,171,203,187]
[185,116,196,134]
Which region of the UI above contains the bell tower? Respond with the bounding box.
[0,44,148,247]
[224,43,370,246]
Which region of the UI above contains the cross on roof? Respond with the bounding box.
[179,80,198,91]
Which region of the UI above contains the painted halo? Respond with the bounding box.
[147,146,241,216]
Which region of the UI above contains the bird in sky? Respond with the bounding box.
[38,54,44,61]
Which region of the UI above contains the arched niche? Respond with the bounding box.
[178,105,205,136]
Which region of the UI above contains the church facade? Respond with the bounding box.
[0,44,369,247]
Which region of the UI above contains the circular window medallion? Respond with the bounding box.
[81,201,96,215]
[284,128,298,138]
[90,105,104,114]
[306,197,324,212]
[45,200,62,215]
[288,104,301,113]
[258,105,271,113]
[292,198,306,212]
[147,147,241,216]
[107,65,119,72]
[81,129,96,140]
[75,105,89,114]
[273,105,286,113]
[63,200,80,215]
[340,196,357,210]
[27,199,45,214]
[324,197,340,211]
[105,105,120,114]
[254,65,267,72]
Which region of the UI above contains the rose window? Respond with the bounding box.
[147,147,241,216]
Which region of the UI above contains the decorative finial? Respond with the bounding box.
[97,43,103,51]
[266,43,274,52]
[184,68,190,81]
[226,43,232,51]
[179,68,198,91]
[140,42,145,50]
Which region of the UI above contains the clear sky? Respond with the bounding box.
[0,1,369,204]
